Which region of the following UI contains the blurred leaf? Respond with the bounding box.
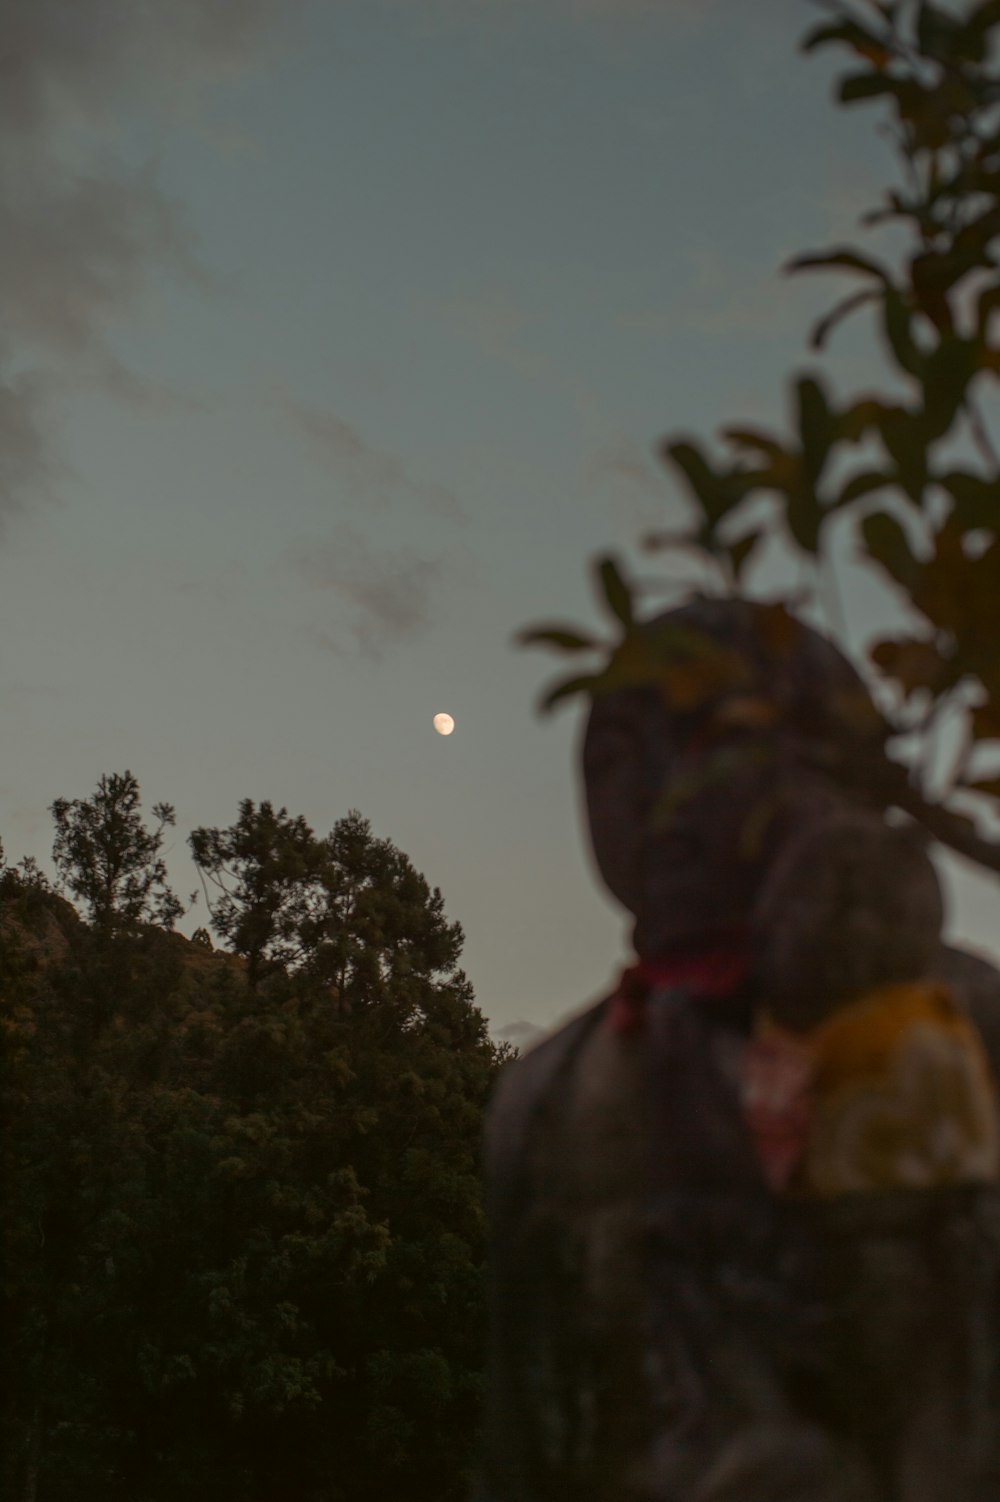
[964,776,1000,798]
[787,247,891,282]
[912,521,968,629]
[917,2,967,55]
[721,426,786,461]
[879,406,928,500]
[869,635,946,694]
[939,471,999,530]
[662,439,754,530]
[921,337,980,438]
[964,0,1000,51]
[977,281,1000,338]
[909,251,956,333]
[862,511,922,589]
[785,484,824,554]
[971,700,1000,739]
[838,469,890,505]
[516,626,599,653]
[801,18,893,64]
[728,531,762,581]
[839,397,888,441]
[796,375,834,484]
[809,288,881,348]
[839,71,905,103]
[883,286,924,376]
[539,673,601,713]
[595,555,634,627]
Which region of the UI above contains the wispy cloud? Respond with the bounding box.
[286,400,465,521]
[0,0,298,516]
[437,287,603,421]
[0,374,53,515]
[293,526,447,660]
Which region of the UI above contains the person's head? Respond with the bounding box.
[580,597,888,959]
[752,811,943,1031]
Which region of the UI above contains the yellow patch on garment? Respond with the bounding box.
[801,982,1000,1198]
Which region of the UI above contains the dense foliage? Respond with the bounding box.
[2,781,505,1502]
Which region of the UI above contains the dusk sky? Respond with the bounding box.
[5,0,999,1042]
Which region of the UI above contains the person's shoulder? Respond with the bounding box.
[484,997,609,1187]
[930,942,1000,1081]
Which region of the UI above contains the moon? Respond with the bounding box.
[433,712,455,736]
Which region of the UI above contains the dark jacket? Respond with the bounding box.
[478,945,1000,1502]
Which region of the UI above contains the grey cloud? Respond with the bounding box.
[286,400,464,521]
[1,1,297,137]
[0,372,54,517]
[0,0,296,514]
[294,527,446,660]
[0,163,200,357]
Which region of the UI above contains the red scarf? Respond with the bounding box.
[609,940,751,1035]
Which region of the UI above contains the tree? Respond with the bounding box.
[524,0,1000,878]
[50,772,182,933]
[5,795,504,1500]
[189,800,326,991]
[302,809,469,1019]
[190,804,470,1023]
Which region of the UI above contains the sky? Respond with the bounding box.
[3,0,999,1043]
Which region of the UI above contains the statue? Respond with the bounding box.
[479,596,1000,1502]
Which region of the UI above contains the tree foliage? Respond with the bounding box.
[3,791,503,1502]
[524,0,1000,878]
[50,771,182,933]
[189,800,326,990]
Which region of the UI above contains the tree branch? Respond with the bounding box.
[895,782,1000,875]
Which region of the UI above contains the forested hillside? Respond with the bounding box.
[2,777,507,1502]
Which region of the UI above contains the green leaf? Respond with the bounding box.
[839,398,888,441]
[809,288,881,348]
[787,247,891,282]
[883,286,924,376]
[595,555,634,627]
[862,511,922,590]
[662,439,749,528]
[516,626,599,653]
[801,19,892,63]
[796,375,833,485]
[786,486,824,554]
[964,0,1000,52]
[539,673,601,713]
[721,426,785,461]
[921,337,980,438]
[728,531,762,581]
[869,635,946,695]
[939,471,1000,530]
[916,1,967,57]
[839,71,898,103]
[977,281,1000,339]
[838,469,891,505]
[964,776,1000,799]
[879,406,928,501]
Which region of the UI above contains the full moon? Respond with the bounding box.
[433,712,455,736]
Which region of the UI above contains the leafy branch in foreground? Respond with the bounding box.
[522,1,1000,879]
